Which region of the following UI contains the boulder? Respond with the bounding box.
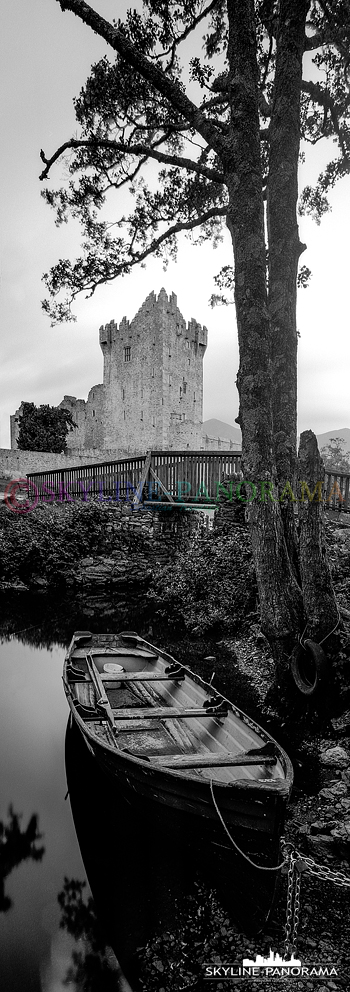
[319,745,350,769]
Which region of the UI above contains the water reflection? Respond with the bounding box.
[57,877,124,990]
[0,807,44,913]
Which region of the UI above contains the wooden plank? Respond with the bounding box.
[132,450,151,505]
[113,704,228,720]
[85,653,117,730]
[148,751,277,769]
[100,669,184,683]
[149,465,175,503]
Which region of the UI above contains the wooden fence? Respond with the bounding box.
[26,450,350,512]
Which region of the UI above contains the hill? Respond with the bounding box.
[202,419,242,447]
[317,428,350,455]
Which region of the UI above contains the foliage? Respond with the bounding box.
[0,501,109,585]
[149,523,256,634]
[321,436,350,473]
[17,402,77,453]
[41,0,350,320]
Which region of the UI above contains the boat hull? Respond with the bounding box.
[63,630,293,933]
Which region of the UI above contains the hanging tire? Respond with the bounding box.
[290,638,330,697]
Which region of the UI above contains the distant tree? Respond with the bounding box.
[17,402,77,453]
[40,0,350,661]
[321,436,350,473]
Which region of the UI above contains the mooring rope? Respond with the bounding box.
[209,778,286,871]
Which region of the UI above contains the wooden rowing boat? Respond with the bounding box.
[63,629,293,932]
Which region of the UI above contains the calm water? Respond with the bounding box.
[0,596,224,991]
[0,634,82,991]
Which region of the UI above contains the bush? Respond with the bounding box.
[148,527,256,634]
[0,501,111,585]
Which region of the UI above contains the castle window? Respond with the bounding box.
[92,410,95,417]
[124,346,131,362]
[168,347,171,357]
[123,410,126,420]
[194,391,196,402]
[152,416,155,427]
[179,386,183,400]
[152,368,154,378]
[122,388,125,400]
[141,410,143,421]
[161,398,164,406]
[169,374,172,386]
[185,340,190,350]
[183,381,187,394]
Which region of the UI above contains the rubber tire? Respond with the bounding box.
[290,638,330,697]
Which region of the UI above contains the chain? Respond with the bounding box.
[294,851,350,888]
[281,839,350,957]
[283,851,303,957]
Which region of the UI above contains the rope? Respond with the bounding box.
[209,779,286,872]
[299,606,341,649]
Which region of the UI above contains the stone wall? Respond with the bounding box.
[0,447,128,479]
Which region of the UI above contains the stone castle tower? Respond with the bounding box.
[100,289,207,450]
[10,290,208,455]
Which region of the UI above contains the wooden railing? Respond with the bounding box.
[26,451,350,511]
[27,450,242,504]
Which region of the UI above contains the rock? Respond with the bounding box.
[319,745,350,768]
[310,820,333,834]
[318,782,347,800]
[330,819,350,841]
[306,834,336,857]
[331,710,350,733]
[80,557,94,566]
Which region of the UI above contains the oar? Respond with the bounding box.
[85,653,117,733]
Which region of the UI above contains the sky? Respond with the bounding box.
[1,0,349,449]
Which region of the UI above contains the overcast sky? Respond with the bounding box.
[1,0,349,449]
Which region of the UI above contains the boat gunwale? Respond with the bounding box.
[64,632,293,798]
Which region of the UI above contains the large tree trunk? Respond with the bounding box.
[297,430,339,640]
[267,0,307,574]
[225,0,303,642]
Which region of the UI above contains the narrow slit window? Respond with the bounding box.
[124,346,131,362]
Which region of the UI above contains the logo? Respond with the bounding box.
[4,478,39,513]
[204,949,340,980]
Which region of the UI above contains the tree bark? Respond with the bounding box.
[267,0,308,573]
[297,430,339,640]
[225,0,302,640]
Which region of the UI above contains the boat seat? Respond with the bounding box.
[100,666,184,683]
[112,701,229,721]
[147,748,278,768]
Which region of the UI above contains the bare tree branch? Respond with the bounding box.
[39,137,224,183]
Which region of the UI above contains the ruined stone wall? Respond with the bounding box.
[58,395,86,448]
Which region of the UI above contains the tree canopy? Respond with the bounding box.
[17,402,77,453]
[321,436,350,472]
[40,0,350,652]
[41,0,350,321]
